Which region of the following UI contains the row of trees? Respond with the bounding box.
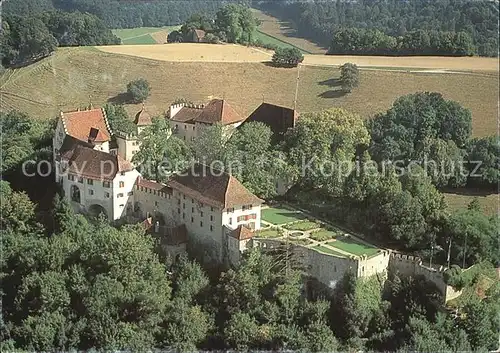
[258,0,498,56]
[1,180,497,352]
[3,0,242,29]
[329,28,476,56]
[1,11,119,67]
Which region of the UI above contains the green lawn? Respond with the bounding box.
[327,237,379,257]
[122,35,157,45]
[283,220,321,231]
[255,228,281,238]
[254,30,310,54]
[262,206,306,225]
[313,245,346,258]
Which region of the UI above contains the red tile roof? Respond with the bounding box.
[63,145,134,181]
[170,106,202,123]
[62,108,111,143]
[168,163,262,209]
[136,177,172,194]
[134,106,152,126]
[229,225,254,241]
[197,99,243,125]
[170,99,243,126]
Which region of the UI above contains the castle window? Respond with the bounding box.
[210,207,214,212]
[105,192,110,198]
[119,204,124,207]
[120,172,125,176]
[210,225,213,232]
[155,201,158,207]
[68,174,75,181]
[128,191,133,196]
[200,221,203,227]
[191,217,194,223]
[227,208,234,213]
[89,189,94,195]
[153,190,156,195]
[183,195,185,200]
[119,181,125,188]
[178,208,180,214]
[210,215,214,221]
[200,211,203,217]
[183,213,185,220]
[191,207,194,213]
[132,150,137,155]
[192,126,195,130]
[117,193,124,198]
[229,218,232,225]
[78,177,83,183]
[103,181,110,188]
[183,203,185,209]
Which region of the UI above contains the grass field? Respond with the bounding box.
[0,47,497,212]
[443,192,498,216]
[1,47,497,136]
[262,206,305,225]
[112,26,179,45]
[313,245,347,257]
[254,30,310,54]
[327,238,379,257]
[283,220,321,231]
[252,8,327,54]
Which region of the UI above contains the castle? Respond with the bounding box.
[52,99,461,301]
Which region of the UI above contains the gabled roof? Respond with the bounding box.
[196,99,243,125]
[137,177,172,194]
[194,29,206,40]
[134,106,152,126]
[243,102,298,141]
[58,135,94,157]
[229,225,254,241]
[170,106,202,123]
[62,145,134,181]
[170,99,243,125]
[167,163,263,209]
[61,108,111,143]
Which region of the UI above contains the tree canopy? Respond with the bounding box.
[258,0,498,57]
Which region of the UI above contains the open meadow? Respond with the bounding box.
[112,26,180,45]
[1,46,497,212]
[251,8,327,54]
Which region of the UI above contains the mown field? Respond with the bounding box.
[251,8,327,54]
[112,26,180,45]
[0,47,497,212]
[254,30,310,54]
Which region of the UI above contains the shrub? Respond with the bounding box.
[340,63,360,93]
[271,47,304,67]
[127,78,151,103]
[204,33,219,44]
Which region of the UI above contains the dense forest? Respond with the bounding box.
[3,0,247,29]
[257,0,499,56]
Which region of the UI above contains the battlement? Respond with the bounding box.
[114,131,138,139]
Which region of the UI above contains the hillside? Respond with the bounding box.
[1,46,497,138]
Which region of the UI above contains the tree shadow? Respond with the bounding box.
[318,90,347,99]
[441,187,498,197]
[319,78,342,88]
[107,92,132,104]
